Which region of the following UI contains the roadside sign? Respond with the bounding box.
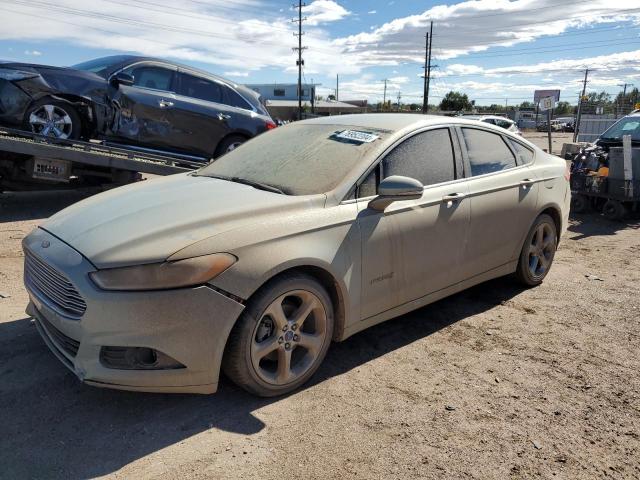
[534,89,561,103]
[539,96,555,111]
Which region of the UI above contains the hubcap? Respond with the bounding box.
[527,223,555,277]
[250,290,327,386]
[226,141,243,152]
[29,104,73,139]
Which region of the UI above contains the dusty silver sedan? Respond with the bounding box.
[23,114,570,396]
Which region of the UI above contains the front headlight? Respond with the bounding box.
[89,253,236,291]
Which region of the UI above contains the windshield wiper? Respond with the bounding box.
[199,173,285,194]
[229,177,285,195]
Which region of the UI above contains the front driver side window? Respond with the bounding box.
[381,128,456,186]
[123,65,174,91]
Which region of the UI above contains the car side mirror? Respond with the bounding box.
[368,175,424,211]
[110,72,134,88]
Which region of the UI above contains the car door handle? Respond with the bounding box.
[218,113,231,121]
[520,178,535,189]
[442,193,466,204]
[158,99,174,108]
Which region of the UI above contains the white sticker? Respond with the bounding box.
[333,130,379,143]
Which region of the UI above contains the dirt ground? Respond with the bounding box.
[1,136,639,479]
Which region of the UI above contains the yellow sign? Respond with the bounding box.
[635,103,640,110]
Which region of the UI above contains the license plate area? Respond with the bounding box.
[31,157,71,182]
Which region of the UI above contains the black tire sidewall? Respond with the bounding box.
[214,135,246,158]
[24,99,82,140]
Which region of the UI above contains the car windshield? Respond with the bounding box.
[72,56,129,77]
[198,123,390,195]
[600,116,640,141]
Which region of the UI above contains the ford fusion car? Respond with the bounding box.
[23,114,570,396]
[0,55,274,160]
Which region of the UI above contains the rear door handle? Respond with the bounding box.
[520,178,535,189]
[218,113,231,121]
[442,193,466,205]
[158,99,174,108]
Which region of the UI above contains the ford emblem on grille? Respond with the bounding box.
[41,240,50,248]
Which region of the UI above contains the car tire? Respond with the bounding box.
[214,135,246,157]
[571,194,590,213]
[222,273,334,397]
[24,99,82,140]
[602,200,627,221]
[515,214,558,287]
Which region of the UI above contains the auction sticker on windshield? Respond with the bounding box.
[332,130,379,143]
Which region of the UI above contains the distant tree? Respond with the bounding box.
[409,103,420,111]
[519,101,535,109]
[327,94,336,101]
[554,101,573,115]
[439,91,472,111]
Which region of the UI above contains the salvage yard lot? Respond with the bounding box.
[0,151,639,479]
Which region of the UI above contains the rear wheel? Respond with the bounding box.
[223,273,334,397]
[515,214,558,287]
[215,135,246,157]
[602,199,627,221]
[24,99,81,140]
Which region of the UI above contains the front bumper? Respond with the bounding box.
[23,228,245,394]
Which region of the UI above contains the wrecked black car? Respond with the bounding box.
[0,55,275,160]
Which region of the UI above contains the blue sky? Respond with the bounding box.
[1,0,639,106]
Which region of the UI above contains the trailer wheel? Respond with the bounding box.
[602,199,627,221]
[24,99,81,140]
[571,194,590,213]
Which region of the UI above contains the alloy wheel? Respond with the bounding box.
[527,223,555,278]
[226,141,243,152]
[29,104,74,139]
[250,289,327,386]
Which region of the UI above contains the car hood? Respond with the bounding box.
[1,62,106,93]
[41,173,321,268]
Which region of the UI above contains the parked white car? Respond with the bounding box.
[465,115,522,135]
[23,114,569,396]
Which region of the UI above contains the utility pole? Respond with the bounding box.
[617,83,634,117]
[425,20,433,113]
[382,79,388,111]
[292,1,307,121]
[336,74,339,101]
[397,91,402,111]
[573,68,589,142]
[422,32,429,113]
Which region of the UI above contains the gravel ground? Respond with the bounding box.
[1,134,639,479]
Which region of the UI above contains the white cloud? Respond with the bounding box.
[368,10,377,14]
[223,71,249,77]
[24,49,42,56]
[302,1,350,26]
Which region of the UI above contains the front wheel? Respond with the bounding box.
[515,214,558,287]
[222,273,334,397]
[24,99,81,140]
[602,199,627,221]
[214,135,246,158]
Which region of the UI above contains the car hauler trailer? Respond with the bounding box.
[0,127,203,191]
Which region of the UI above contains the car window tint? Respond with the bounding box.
[509,139,534,164]
[125,65,173,91]
[382,129,455,186]
[482,118,496,125]
[461,128,517,176]
[358,167,378,198]
[178,73,222,103]
[222,86,252,110]
[496,119,513,129]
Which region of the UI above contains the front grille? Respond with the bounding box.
[24,249,87,319]
[37,314,80,358]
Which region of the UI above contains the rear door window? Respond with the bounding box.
[177,73,222,103]
[123,65,175,91]
[222,85,252,110]
[508,139,534,165]
[461,128,517,176]
[382,128,456,187]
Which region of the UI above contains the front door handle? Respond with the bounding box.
[218,113,231,121]
[442,193,466,207]
[520,178,535,189]
[158,99,174,108]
